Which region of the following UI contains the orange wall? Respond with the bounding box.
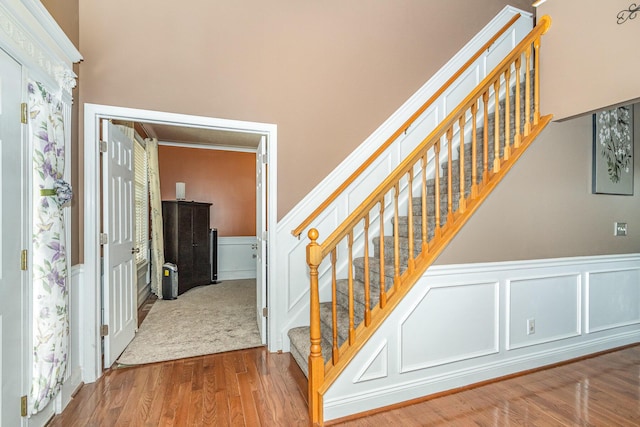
[158,146,256,236]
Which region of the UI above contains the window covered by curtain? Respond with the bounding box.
[28,81,72,414]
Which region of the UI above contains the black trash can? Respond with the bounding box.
[162,262,178,300]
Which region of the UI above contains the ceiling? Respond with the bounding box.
[140,122,263,150]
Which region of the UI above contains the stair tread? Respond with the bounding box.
[320,301,351,344]
[287,326,332,378]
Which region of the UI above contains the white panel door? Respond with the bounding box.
[256,137,267,343]
[102,119,137,368]
[0,47,25,427]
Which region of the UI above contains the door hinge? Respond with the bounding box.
[100,233,108,245]
[20,250,27,271]
[21,395,27,417]
[262,307,268,317]
[99,140,108,153]
[101,324,109,337]
[262,154,267,164]
[20,103,27,124]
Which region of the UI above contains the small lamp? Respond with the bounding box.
[176,182,186,200]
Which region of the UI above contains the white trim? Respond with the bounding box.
[0,0,81,96]
[323,253,640,421]
[158,141,257,154]
[17,0,81,63]
[83,103,278,381]
[326,330,640,419]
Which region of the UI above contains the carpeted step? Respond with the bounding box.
[353,256,401,292]
[319,301,350,346]
[374,235,425,266]
[287,326,332,378]
[335,278,383,317]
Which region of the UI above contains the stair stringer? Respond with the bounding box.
[316,114,552,420]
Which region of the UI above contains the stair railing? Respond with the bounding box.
[292,13,522,239]
[306,16,552,426]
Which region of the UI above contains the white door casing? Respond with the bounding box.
[0,46,26,427]
[84,104,278,381]
[256,136,267,343]
[101,119,137,368]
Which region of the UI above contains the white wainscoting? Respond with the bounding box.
[218,236,257,281]
[323,254,640,421]
[273,6,533,352]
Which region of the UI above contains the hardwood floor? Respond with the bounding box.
[49,344,640,426]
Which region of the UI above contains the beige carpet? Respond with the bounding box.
[117,279,263,366]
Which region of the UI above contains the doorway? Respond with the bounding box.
[83,104,277,381]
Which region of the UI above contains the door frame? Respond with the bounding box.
[83,103,278,382]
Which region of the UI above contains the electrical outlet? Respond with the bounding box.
[615,222,628,236]
[527,318,535,335]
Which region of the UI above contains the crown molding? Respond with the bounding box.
[0,0,82,95]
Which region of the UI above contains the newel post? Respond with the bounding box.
[307,228,324,425]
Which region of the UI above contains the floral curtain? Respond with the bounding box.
[146,138,165,298]
[27,81,72,414]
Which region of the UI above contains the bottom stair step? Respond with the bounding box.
[288,326,332,378]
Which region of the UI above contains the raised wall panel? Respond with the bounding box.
[347,155,393,212]
[588,268,640,333]
[485,29,517,71]
[400,282,498,373]
[399,107,439,158]
[443,66,480,116]
[354,341,388,383]
[508,274,580,350]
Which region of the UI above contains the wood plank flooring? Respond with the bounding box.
[49,344,640,426]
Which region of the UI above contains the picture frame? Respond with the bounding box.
[592,105,634,195]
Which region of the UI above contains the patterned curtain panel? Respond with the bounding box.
[27,81,72,414]
[146,138,165,298]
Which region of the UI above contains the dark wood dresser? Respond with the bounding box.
[162,200,212,295]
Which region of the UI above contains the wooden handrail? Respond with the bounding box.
[291,13,522,238]
[306,16,552,426]
[317,15,551,256]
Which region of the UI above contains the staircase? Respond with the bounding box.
[290,72,536,370]
[290,15,552,425]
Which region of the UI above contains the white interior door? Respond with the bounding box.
[102,119,137,368]
[256,137,267,343]
[0,48,25,426]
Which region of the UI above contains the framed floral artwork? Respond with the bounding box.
[592,105,634,195]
